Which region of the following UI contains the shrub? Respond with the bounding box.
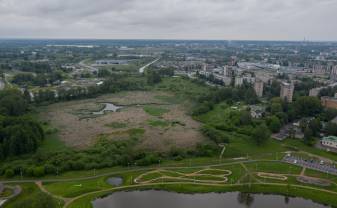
[4,169,15,178]
[33,166,45,177]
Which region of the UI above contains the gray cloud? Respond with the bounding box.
[0,0,336,40]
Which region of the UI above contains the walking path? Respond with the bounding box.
[300,167,306,176]
[35,181,71,204]
[4,152,337,208]
[1,159,279,184]
[134,168,232,184]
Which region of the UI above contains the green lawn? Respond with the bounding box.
[37,132,68,154]
[221,132,288,158]
[305,168,337,182]
[143,106,169,117]
[197,103,240,127]
[3,183,62,208]
[245,161,302,174]
[105,122,127,129]
[155,77,210,100]
[44,177,111,198]
[283,139,337,161]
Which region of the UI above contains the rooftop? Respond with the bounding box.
[322,136,337,142]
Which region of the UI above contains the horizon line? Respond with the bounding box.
[1,37,337,43]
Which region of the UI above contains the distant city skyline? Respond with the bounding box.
[0,0,336,41]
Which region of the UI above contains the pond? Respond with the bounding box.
[106,177,123,186]
[92,103,123,115]
[92,190,329,208]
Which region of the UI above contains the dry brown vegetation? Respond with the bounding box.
[39,91,205,151]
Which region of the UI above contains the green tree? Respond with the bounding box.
[268,116,282,133]
[146,70,161,85]
[4,169,15,178]
[308,118,321,136]
[33,166,45,177]
[325,122,337,136]
[0,89,28,116]
[12,192,58,208]
[304,127,314,146]
[252,124,271,145]
[294,96,322,117]
[239,111,252,126]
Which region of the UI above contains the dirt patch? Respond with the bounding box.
[39,91,205,151]
[297,176,331,187]
[257,172,288,181]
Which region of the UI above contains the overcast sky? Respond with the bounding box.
[0,0,336,41]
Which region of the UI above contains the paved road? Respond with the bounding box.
[139,58,159,73]
[78,60,98,72]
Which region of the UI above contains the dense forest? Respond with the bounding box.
[0,89,44,160]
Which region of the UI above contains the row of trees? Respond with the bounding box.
[12,71,64,87]
[0,137,218,178]
[31,68,175,104]
[15,61,52,73]
[267,96,322,126]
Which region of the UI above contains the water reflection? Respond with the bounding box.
[92,190,329,208]
[92,103,122,115]
[237,193,254,207]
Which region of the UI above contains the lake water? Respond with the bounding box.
[92,190,329,208]
[93,103,122,115]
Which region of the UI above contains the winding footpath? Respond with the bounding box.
[3,156,337,208]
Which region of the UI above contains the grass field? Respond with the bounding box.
[143,106,169,116]
[105,122,127,129]
[3,183,63,208]
[44,177,112,198]
[38,133,68,154]
[284,139,337,161]
[245,161,302,174]
[38,90,205,151]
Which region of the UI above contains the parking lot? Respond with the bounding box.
[283,155,337,175]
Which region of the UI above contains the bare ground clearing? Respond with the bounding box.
[39,91,205,151]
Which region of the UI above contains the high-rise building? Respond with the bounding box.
[223,66,232,77]
[254,80,264,97]
[280,82,294,103]
[309,87,323,97]
[331,66,337,80]
[235,77,243,87]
